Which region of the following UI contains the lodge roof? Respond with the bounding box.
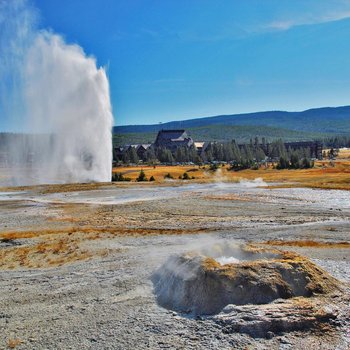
[156,129,187,141]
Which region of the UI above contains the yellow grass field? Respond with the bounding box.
[113,148,350,190]
[337,147,350,159]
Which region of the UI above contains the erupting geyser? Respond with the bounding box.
[152,243,340,316]
[23,33,113,184]
[0,0,113,185]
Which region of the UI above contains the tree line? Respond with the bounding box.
[116,138,316,170]
[322,136,350,149]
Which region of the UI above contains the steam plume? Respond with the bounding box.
[0,0,113,185]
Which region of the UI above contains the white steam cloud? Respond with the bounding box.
[0,0,113,185]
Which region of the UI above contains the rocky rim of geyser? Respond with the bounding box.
[152,243,342,316]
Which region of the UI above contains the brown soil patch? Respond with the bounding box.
[203,194,252,201]
[0,181,114,194]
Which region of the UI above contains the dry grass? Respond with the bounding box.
[0,235,93,270]
[0,224,211,270]
[229,161,350,190]
[113,165,210,182]
[336,148,350,159]
[3,158,349,194]
[0,226,210,241]
[259,240,350,248]
[0,181,118,194]
[7,339,22,349]
[114,160,350,190]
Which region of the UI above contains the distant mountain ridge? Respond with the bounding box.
[114,106,350,134]
[112,105,350,145]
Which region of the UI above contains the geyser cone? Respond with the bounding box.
[152,244,341,315]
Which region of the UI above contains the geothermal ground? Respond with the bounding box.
[0,179,349,349]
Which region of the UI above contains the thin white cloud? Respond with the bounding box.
[110,3,350,44]
[266,10,350,31]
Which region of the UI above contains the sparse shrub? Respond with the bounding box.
[0,237,12,243]
[229,161,251,171]
[112,172,131,182]
[209,163,219,171]
[112,172,124,181]
[111,173,117,181]
[301,158,313,169]
[136,169,147,182]
[182,172,190,180]
[149,175,155,182]
[164,173,174,179]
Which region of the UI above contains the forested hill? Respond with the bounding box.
[114,106,350,134]
[112,105,350,146]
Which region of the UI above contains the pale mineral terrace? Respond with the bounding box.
[0,181,349,349]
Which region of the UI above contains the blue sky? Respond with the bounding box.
[6,0,350,126]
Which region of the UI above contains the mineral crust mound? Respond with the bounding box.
[152,243,340,315]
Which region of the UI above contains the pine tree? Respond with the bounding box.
[277,156,289,169]
[290,152,300,169]
[136,169,147,182]
[145,147,156,163]
[129,147,139,164]
[255,147,266,162]
[223,143,234,161]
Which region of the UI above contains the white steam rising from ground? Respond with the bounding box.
[0,0,113,185]
[238,177,267,187]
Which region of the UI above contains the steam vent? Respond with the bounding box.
[152,243,345,337]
